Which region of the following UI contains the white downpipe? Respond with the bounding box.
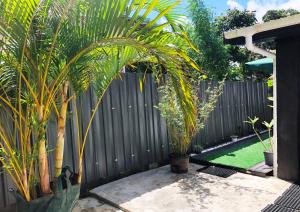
[245,36,276,59]
[244,35,277,176]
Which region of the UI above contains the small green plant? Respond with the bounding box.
[245,117,273,153]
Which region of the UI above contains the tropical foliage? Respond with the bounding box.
[158,74,224,155]
[188,0,229,80]
[245,117,274,153]
[188,1,299,80]
[262,9,299,22]
[215,9,258,78]
[245,75,274,153]
[215,9,257,34]
[0,0,199,201]
[188,1,260,80]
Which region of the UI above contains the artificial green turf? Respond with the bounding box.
[201,134,271,169]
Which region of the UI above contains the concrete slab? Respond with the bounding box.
[73,197,121,212]
[249,162,273,177]
[81,163,291,212]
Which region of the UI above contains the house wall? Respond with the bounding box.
[277,36,300,181]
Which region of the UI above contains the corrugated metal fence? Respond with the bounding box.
[192,80,272,151]
[0,73,271,208]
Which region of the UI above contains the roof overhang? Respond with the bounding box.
[224,14,300,45]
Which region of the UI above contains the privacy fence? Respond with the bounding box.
[0,73,271,208]
[192,80,272,152]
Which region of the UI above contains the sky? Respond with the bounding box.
[179,0,300,22]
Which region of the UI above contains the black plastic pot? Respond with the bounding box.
[169,154,189,173]
[264,151,273,166]
[16,167,80,212]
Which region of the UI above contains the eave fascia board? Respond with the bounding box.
[224,14,300,42]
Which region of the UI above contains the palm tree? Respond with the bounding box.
[70,41,198,183]
[0,0,199,201]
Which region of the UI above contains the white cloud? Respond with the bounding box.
[227,0,244,10]
[246,0,300,22]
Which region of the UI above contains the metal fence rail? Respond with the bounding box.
[0,73,271,208]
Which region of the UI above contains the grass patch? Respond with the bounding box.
[201,134,271,169]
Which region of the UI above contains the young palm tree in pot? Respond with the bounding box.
[158,76,224,173]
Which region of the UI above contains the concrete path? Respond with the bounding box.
[74,163,291,212]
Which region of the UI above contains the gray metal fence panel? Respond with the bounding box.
[191,80,272,151]
[0,73,271,209]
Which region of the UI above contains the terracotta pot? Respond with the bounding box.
[264,151,273,166]
[169,154,189,173]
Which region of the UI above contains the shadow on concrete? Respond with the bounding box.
[91,164,216,206]
[88,163,288,211]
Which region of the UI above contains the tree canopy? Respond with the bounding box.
[263,9,299,22]
[188,4,299,80]
[215,9,258,77]
[215,9,257,35]
[188,0,229,80]
[188,4,258,80]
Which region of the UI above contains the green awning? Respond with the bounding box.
[245,58,273,74]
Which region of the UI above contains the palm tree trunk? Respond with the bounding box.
[38,139,51,194]
[22,167,30,201]
[77,159,82,184]
[37,105,51,195]
[54,81,69,178]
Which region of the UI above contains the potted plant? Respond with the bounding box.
[158,77,224,173]
[245,117,274,166]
